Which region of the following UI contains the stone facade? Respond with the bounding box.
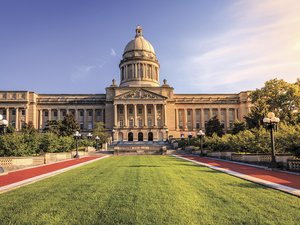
[0,26,251,141]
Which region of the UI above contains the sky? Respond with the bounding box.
[0,0,299,94]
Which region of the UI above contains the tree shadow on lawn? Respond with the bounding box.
[227,181,268,189]
[118,165,163,168]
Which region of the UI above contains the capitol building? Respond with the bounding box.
[0,26,251,142]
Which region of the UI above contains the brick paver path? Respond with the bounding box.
[0,156,102,188]
[179,155,300,190]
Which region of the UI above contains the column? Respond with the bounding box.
[201,109,205,129]
[153,104,157,127]
[209,108,212,119]
[39,109,43,129]
[125,65,128,80]
[184,109,188,130]
[124,104,128,127]
[144,104,147,127]
[57,109,61,120]
[93,109,96,127]
[193,108,196,130]
[5,108,9,123]
[134,104,137,127]
[114,104,117,127]
[84,109,88,130]
[48,109,52,121]
[163,104,167,127]
[175,108,178,130]
[218,108,221,120]
[226,108,229,129]
[135,64,138,78]
[25,107,29,124]
[15,107,19,130]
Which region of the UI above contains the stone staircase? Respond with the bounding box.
[111,141,173,155]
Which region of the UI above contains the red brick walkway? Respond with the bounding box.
[0,156,102,188]
[178,155,300,190]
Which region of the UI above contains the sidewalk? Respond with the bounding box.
[0,155,110,193]
[174,154,300,197]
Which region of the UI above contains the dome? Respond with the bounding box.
[119,25,160,87]
[123,25,156,55]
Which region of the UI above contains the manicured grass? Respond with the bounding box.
[0,156,299,225]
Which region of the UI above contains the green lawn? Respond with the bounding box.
[0,156,299,225]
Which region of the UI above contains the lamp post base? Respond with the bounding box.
[268,161,278,168]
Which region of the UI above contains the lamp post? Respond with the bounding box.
[165,128,169,142]
[263,112,280,168]
[197,130,205,156]
[73,131,81,158]
[95,136,100,151]
[112,129,115,142]
[188,132,193,145]
[86,132,92,152]
[0,114,8,135]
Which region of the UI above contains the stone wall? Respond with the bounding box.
[0,151,88,172]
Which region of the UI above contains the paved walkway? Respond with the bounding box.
[174,154,300,197]
[0,155,110,193]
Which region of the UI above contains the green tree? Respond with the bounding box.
[205,116,224,137]
[43,120,62,135]
[92,122,109,144]
[21,121,37,135]
[245,78,300,128]
[232,120,246,134]
[59,114,79,136]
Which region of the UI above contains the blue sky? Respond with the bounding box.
[0,0,299,94]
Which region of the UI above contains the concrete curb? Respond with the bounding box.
[0,155,111,194]
[173,155,300,197]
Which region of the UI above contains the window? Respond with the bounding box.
[62,111,66,117]
[187,122,192,130]
[129,119,134,128]
[80,123,84,130]
[12,109,16,116]
[148,119,152,127]
[45,111,48,117]
[138,108,142,115]
[120,108,123,114]
[147,108,151,114]
[54,111,58,117]
[129,108,133,114]
[179,121,183,129]
[80,111,84,117]
[196,122,200,129]
[88,122,93,130]
[97,110,102,117]
[187,110,191,116]
[138,119,143,127]
[21,110,26,116]
[88,111,93,117]
[119,120,124,127]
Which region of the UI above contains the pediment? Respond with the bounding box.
[115,88,167,100]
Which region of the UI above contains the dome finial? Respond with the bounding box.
[135,25,142,37]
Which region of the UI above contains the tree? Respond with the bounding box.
[92,122,109,144]
[21,122,37,134]
[232,120,246,134]
[205,116,224,137]
[59,114,79,136]
[43,120,62,135]
[245,78,300,128]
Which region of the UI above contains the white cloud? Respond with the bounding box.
[71,64,103,80]
[110,48,116,57]
[181,0,300,93]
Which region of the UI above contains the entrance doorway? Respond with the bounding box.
[148,132,153,141]
[138,132,143,141]
[128,132,133,141]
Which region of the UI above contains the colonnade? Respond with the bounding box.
[175,107,239,131]
[120,63,158,81]
[38,108,105,130]
[113,103,167,128]
[0,107,28,130]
